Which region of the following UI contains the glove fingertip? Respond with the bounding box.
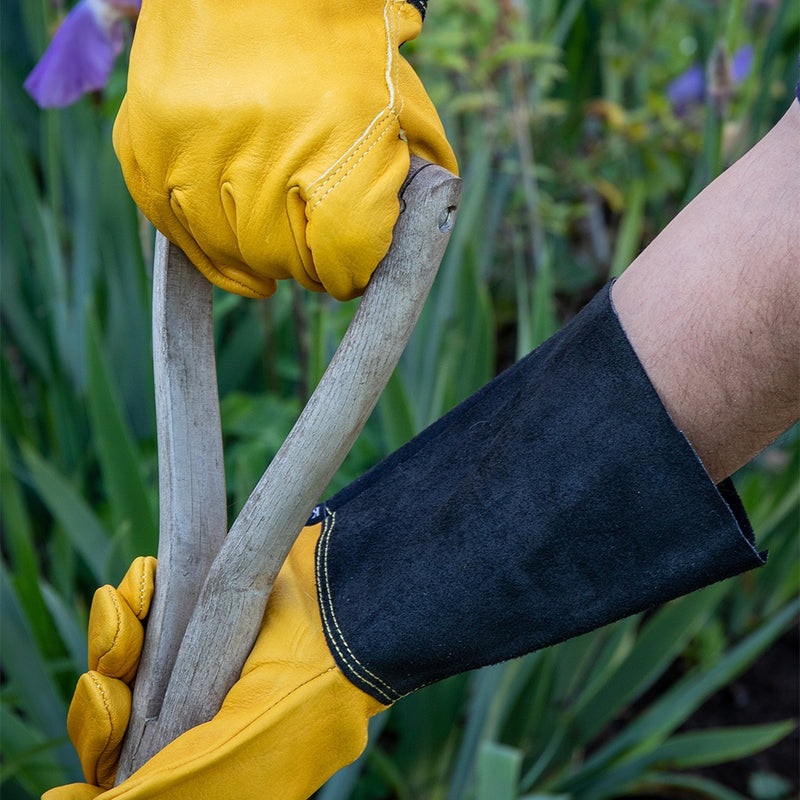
[305,142,408,301]
[68,672,131,789]
[87,585,144,683]
[42,783,104,800]
[117,556,157,620]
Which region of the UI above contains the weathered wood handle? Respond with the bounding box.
[117,233,227,778]
[116,157,461,780]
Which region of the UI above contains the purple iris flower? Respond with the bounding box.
[731,44,754,83]
[665,63,705,114]
[666,44,754,116]
[24,0,141,108]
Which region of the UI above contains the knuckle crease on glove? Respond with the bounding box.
[305,0,405,214]
[168,187,262,297]
[316,513,397,703]
[220,181,238,238]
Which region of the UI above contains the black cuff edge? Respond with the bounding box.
[406,0,427,21]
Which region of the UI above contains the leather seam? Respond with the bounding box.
[316,513,398,703]
[96,587,123,670]
[306,117,396,214]
[259,665,338,717]
[136,559,147,619]
[305,0,405,213]
[88,671,115,783]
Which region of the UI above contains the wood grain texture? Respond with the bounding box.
[116,158,461,780]
[117,235,227,777]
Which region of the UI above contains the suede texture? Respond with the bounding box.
[316,283,765,704]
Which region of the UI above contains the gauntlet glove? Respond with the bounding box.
[46,285,764,799]
[113,0,456,301]
[43,527,387,800]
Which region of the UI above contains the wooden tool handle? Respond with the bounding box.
[119,234,226,764]
[117,157,461,780]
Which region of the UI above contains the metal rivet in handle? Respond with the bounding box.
[438,206,456,233]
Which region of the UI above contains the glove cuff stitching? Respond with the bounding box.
[317,512,398,703]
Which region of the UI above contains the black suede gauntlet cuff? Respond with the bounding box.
[316,283,766,704]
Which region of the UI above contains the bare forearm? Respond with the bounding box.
[613,101,800,483]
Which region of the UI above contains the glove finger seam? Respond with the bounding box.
[95,587,123,670]
[305,0,406,212]
[257,665,338,719]
[135,558,148,619]
[316,512,398,703]
[87,672,116,783]
[306,117,399,215]
[304,109,390,203]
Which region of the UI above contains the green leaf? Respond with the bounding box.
[557,598,799,791]
[484,40,561,72]
[0,562,72,746]
[650,721,797,770]
[86,313,157,557]
[376,370,417,453]
[40,581,88,670]
[477,742,523,800]
[630,771,749,800]
[448,663,513,800]
[549,630,606,707]
[20,443,113,584]
[574,583,727,742]
[520,795,571,800]
[0,704,72,795]
[567,616,640,714]
[609,179,645,278]
[0,439,56,658]
[571,721,795,800]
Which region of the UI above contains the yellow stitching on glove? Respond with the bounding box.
[113,0,456,301]
[88,672,114,752]
[317,513,397,702]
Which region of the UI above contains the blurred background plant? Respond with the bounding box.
[1,0,798,798]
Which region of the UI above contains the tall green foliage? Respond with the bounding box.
[2,0,798,798]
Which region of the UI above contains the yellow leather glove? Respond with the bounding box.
[43,524,388,800]
[114,0,457,301]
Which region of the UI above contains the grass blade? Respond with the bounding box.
[477,742,522,800]
[86,313,157,557]
[20,443,114,584]
[648,721,797,770]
